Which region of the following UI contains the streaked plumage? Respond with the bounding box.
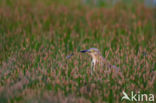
[80,48,119,75]
[66,48,119,75]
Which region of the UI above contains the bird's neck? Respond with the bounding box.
[91,54,100,63]
[92,58,96,65]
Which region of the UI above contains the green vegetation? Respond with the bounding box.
[0,0,156,103]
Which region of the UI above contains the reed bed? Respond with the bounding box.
[0,0,156,103]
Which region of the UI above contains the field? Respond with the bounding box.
[0,0,156,103]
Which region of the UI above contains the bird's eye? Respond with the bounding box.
[90,50,94,52]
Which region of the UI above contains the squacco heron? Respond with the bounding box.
[67,48,119,75]
[80,48,119,75]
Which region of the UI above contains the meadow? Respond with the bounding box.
[0,0,156,103]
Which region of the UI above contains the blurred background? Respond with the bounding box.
[82,0,156,7]
[0,0,156,103]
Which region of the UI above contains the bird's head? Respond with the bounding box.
[80,48,100,60]
[66,48,101,60]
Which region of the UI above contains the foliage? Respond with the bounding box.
[0,0,156,103]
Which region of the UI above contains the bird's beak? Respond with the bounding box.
[80,49,89,53]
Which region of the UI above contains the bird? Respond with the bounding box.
[66,48,119,75]
[80,48,119,75]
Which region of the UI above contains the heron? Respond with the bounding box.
[67,48,119,75]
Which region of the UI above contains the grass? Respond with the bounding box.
[0,0,156,103]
